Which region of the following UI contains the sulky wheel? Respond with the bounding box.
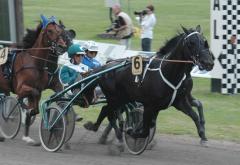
[0,96,21,139]
[57,101,75,143]
[39,105,66,152]
[125,104,156,145]
[123,107,149,155]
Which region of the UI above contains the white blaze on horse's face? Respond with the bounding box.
[184,31,214,71]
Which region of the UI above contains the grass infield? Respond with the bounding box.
[25,0,240,142]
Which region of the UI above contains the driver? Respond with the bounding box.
[59,44,88,86]
[59,44,89,121]
[82,41,104,102]
[82,41,101,69]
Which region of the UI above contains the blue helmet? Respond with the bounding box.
[67,44,85,58]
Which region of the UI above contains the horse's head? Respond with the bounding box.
[40,15,73,55]
[182,25,214,71]
[58,20,76,48]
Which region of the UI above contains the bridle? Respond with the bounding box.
[183,31,211,70]
[183,31,201,65]
[42,23,67,56]
[13,23,66,77]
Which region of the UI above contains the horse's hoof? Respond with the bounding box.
[118,144,125,152]
[63,143,71,150]
[26,140,41,146]
[75,115,83,122]
[98,136,108,145]
[28,141,41,146]
[200,139,208,147]
[146,139,157,150]
[0,137,5,142]
[83,121,98,132]
[83,121,94,130]
[108,144,121,156]
[22,136,41,147]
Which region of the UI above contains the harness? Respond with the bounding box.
[13,51,47,76]
[141,56,186,107]
[46,66,59,87]
[8,22,66,83]
[2,51,17,80]
[140,31,203,107]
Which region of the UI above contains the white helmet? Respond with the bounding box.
[83,41,99,52]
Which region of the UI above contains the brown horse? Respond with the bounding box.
[0,17,68,145]
[43,30,75,93]
[22,26,75,93]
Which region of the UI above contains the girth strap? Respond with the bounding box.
[141,55,186,107]
[158,56,186,107]
[14,65,43,75]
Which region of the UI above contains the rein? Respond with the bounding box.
[30,55,58,65]
[108,56,194,64]
[30,55,60,87]
[13,48,57,76]
[7,46,59,65]
[9,47,51,51]
[154,57,193,64]
[14,65,43,75]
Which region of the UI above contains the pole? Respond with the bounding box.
[14,0,24,43]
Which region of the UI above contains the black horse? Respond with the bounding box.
[91,31,212,146]
[84,25,214,147]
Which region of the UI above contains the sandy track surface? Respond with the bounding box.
[0,119,239,165]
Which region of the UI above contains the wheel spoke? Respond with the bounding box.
[0,96,21,139]
[39,105,66,152]
[123,107,149,155]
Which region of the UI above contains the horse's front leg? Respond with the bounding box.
[84,104,109,132]
[98,105,126,144]
[106,106,125,155]
[16,85,41,146]
[188,94,206,136]
[174,97,207,145]
[17,84,40,115]
[98,123,112,144]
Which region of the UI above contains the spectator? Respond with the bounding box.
[82,41,104,103]
[112,5,134,49]
[105,0,120,25]
[139,5,156,51]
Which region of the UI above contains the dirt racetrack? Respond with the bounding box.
[0,119,239,165]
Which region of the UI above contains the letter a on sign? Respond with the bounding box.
[213,0,220,10]
[132,55,143,75]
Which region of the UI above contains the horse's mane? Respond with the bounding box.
[22,23,42,49]
[157,27,198,57]
[156,32,184,57]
